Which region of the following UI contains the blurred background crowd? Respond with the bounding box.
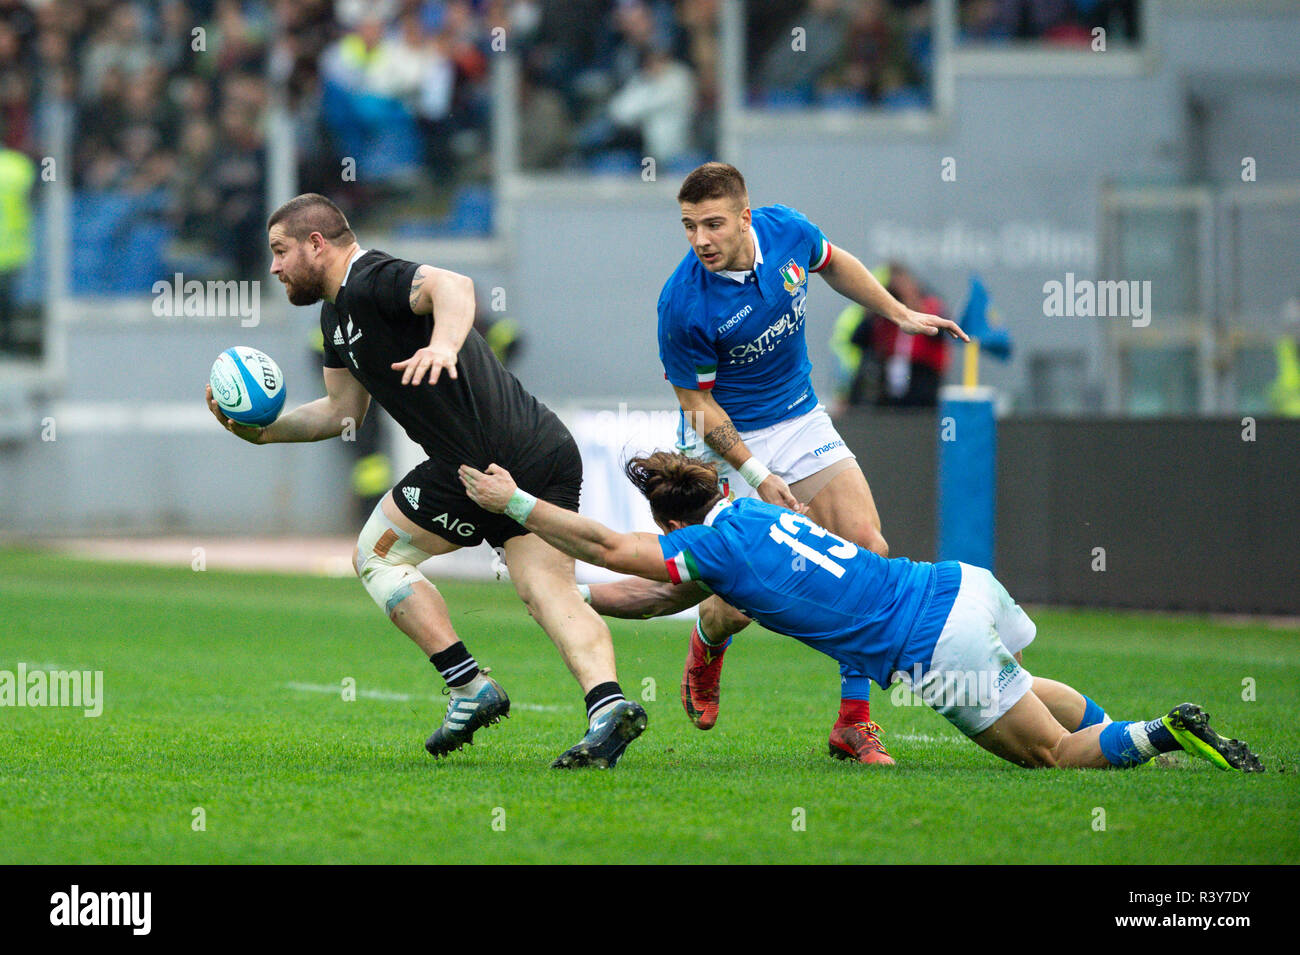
[0,0,1140,304]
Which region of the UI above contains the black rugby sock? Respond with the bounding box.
[430,642,480,689]
[584,682,625,722]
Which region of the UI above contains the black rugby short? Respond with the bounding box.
[391,433,583,549]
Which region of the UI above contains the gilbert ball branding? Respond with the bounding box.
[209,346,286,427]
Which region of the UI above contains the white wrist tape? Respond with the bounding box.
[738,457,772,489]
[504,489,538,524]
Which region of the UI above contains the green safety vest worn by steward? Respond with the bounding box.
[0,148,36,272]
[1271,338,1300,417]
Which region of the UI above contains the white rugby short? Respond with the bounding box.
[892,563,1038,737]
[680,403,856,498]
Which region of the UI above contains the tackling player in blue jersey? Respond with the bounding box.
[460,453,1265,774]
[587,162,970,765]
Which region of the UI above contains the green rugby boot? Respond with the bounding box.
[1163,703,1264,772]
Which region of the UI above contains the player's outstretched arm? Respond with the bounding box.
[587,577,710,619]
[818,245,969,342]
[673,385,804,512]
[459,464,673,582]
[392,265,476,385]
[207,367,370,444]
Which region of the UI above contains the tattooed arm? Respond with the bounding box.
[672,384,802,510]
[391,264,477,385]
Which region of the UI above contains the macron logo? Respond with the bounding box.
[50,885,151,936]
[716,305,753,335]
[403,487,420,509]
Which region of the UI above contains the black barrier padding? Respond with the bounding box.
[835,411,1299,614]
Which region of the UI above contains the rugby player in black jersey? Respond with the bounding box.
[204,193,646,768]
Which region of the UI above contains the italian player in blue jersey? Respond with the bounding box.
[459,453,1265,774]
[588,162,970,765]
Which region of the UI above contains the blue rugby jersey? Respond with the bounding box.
[658,204,834,431]
[659,498,962,687]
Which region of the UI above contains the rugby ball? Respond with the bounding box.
[209,346,286,427]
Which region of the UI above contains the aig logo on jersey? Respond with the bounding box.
[431,512,476,537]
[779,260,807,295]
[403,486,476,537]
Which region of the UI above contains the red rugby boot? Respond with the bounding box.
[828,720,896,765]
[681,625,729,730]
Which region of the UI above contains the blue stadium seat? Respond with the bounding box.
[881,87,931,110]
[445,185,493,235]
[663,151,709,175]
[116,223,171,293]
[816,89,868,109]
[754,88,814,109]
[391,185,494,239]
[71,192,175,293]
[584,151,642,175]
[910,34,933,72]
[321,79,421,183]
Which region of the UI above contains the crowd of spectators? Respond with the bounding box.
[0,0,1145,296]
[2,0,274,286]
[747,0,933,109]
[746,0,1139,111]
[0,0,508,291]
[960,0,1140,44]
[286,0,501,231]
[511,1,719,172]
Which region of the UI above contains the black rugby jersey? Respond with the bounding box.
[320,250,568,470]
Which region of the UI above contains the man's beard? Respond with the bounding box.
[283,267,327,306]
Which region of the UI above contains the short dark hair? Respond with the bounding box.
[267,193,355,245]
[624,451,724,526]
[676,162,748,207]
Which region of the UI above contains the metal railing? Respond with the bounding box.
[1099,182,1300,414]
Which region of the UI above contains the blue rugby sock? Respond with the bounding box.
[840,673,872,702]
[1098,716,1181,767]
[1098,722,1147,767]
[1076,695,1110,731]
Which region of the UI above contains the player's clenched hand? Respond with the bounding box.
[756,474,807,514]
[205,384,265,445]
[392,344,459,386]
[458,463,517,512]
[896,308,970,342]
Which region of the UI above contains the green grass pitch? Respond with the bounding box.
[1,549,1297,864]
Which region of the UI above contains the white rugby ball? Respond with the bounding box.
[209,346,286,427]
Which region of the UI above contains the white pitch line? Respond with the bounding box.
[887,733,964,745]
[286,682,413,702]
[282,682,571,712]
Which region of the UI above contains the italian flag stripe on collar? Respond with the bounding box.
[665,548,701,585]
[810,237,833,273]
[695,364,717,390]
